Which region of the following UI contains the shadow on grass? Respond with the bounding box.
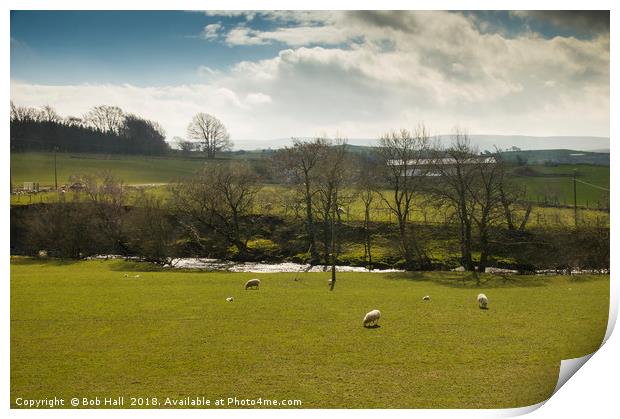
[10,256,173,274]
[363,324,381,329]
[10,256,81,267]
[382,271,556,289]
[107,260,168,273]
[11,256,170,273]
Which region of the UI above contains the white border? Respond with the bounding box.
[3,1,617,418]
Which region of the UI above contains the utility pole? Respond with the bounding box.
[54,146,58,190]
[573,169,577,228]
[330,191,337,291]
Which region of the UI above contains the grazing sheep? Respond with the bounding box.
[328,278,334,286]
[422,295,431,301]
[363,309,381,327]
[134,274,141,279]
[477,293,488,309]
[226,297,234,302]
[245,278,261,290]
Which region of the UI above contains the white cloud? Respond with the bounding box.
[204,10,256,21]
[10,11,610,148]
[225,25,349,46]
[197,65,220,77]
[245,92,272,105]
[200,23,222,40]
[205,10,332,25]
[224,27,269,45]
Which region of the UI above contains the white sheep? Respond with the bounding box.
[363,309,381,327]
[422,295,431,301]
[226,297,234,302]
[133,274,141,279]
[328,278,334,286]
[477,293,488,309]
[245,278,261,290]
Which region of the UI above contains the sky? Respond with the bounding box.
[10,10,610,149]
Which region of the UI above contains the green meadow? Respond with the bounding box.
[518,164,610,207]
[11,258,609,408]
[10,152,211,185]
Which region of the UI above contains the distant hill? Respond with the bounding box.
[342,145,610,166]
[232,135,610,154]
[446,135,610,153]
[231,143,610,166]
[500,149,609,166]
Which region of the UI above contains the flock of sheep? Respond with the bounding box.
[123,273,489,327]
[362,294,488,327]
[226,277,490,328]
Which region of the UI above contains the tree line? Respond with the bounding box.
[10,103,170,155]
[271,128,533,272]
[10,103,234,156]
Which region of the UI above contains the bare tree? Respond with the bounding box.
[64,116,85,128]
[431,136,527,273]
[170,163,261,257]
[495,154,532,232]
[429,132,478,271]
[40,105,61,123]
[376,126,431,267]
[10,102,48,123]
[69,171,128,253]
[186,113,232,158]
[174,136,198,153]
[467,155,506,272]
[10,101,31,123]
[23,202,101,258]
[126,191,177,265]
[357,152,381,271]
[273,137,329,264]
[72,171,126,207]
[83,105,125,134]
[313,138,350,287]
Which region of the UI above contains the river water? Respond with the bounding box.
[165,258,404,273]
[86,255,607,275]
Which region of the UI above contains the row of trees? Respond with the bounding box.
[10,104,234,157]
[10,103,170,155]
[271,128,532,272]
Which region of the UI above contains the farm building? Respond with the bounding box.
[388,156,497,177]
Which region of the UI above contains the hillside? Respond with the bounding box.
[501,149,609,166]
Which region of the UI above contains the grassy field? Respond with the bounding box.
[11,258,609,408]
[10,152,212,186]
[517,164,609,207]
